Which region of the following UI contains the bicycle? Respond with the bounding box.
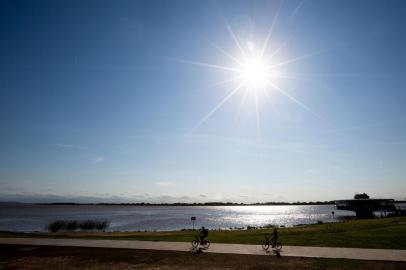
[261,233,282,251]
[191,235,210,249]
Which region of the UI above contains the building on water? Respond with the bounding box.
[335,193,399,218]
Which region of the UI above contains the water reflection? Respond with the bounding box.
[0,204,358,232]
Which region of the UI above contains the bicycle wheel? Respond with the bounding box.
[274,242,282,251]
[203,240,210,248]
[261,241,270,250]
[191,240,199,248]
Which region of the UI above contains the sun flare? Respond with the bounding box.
[181,20,322,135]
[239,56,270,89]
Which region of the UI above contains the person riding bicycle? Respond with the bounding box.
[199,226,208,242]
[271,228,278,245]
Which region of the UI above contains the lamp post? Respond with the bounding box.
[191,216,196,230]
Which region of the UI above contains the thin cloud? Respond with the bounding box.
[323,123,380,135]
[93,155,107,164]
[373,140,405,146]
[55,144,88,150]
[185,132,330,158]
[155,181,173,187]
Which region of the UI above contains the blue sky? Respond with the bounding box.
[1,0,406,203]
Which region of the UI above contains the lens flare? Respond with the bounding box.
[179,18,324,136]
[240,56,269,88]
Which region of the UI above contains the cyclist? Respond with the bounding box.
[271,228,278,245]
[199,226,208,243]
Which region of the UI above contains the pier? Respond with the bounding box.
[335,193,404,218]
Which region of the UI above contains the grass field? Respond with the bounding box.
[1,217,405,249]
[2,244,405,270]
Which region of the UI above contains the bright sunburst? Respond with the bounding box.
[181,18,323,138]
[239,50,271,89]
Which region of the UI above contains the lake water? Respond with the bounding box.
[0,204,358,232]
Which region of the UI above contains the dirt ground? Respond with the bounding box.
[1,245,405,270]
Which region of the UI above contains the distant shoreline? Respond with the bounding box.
[1,201,335,206]
[1,201,405,206]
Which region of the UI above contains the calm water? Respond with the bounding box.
[0,204,357,232]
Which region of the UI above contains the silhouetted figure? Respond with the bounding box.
[271,228,278,244]
[199,226,208,242]
[332,211,335,218]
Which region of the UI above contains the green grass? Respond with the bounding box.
[1,217,405,249]
[2,244,405,270]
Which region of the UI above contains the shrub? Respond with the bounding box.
[263,224,278,229]
[46,219,109,232]
[47,220,66,232]
[66,220,78,231]
[79,220,97,231]
[95,220,109,231]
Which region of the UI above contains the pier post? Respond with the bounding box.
[355,209,374,219]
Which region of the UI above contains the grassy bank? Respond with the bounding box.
[1,217,405,249]
[2,244,406,270]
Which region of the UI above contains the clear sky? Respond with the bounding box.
[1,0,406,203]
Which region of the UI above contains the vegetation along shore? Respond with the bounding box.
[1,216,405,250]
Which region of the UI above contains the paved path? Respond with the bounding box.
[1,238,406,262]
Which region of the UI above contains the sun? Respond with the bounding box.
[180,20,323,135]
[235,41,274,90]
[239,53,271,90]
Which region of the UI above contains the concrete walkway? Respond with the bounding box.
[1,238,406,262]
